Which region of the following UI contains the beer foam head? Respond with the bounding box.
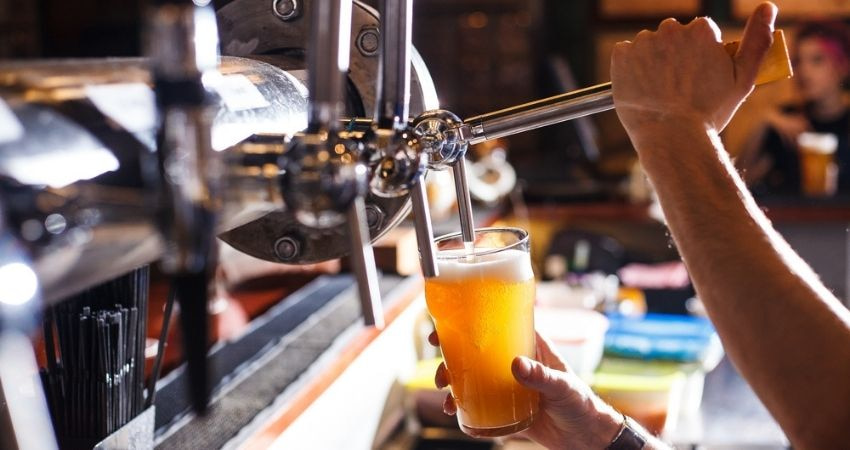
[435,248,533,282]
[798,132,838,154]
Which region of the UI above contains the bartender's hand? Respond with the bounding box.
[430,331,624,449]
[611,2,778,150]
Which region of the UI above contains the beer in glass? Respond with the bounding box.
[424,227,538,437]
[798,132,838,197]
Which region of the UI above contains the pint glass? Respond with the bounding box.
[424,227,538,437]
[798,132,838,197]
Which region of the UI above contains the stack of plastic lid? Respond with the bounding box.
[592,313,723,435]
[603,313,723,367]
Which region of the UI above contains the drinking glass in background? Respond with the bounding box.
[423,227,538,437]
[798,132,838,197]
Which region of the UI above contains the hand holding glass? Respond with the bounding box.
[424,227,538,437]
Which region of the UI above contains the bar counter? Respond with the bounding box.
[152,199,849,448]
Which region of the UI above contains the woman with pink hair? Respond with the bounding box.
[741,21,850,194]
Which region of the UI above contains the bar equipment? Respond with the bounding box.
[0,0,792,444]
[148,0,221,414]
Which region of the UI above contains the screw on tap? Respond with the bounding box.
[356,26,380,56]
[365,205,385,230]
[274,236,301,261]
[272,0,300,21]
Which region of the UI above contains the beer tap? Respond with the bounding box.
[149,0,221,413]
[411,110,475,253]
[371,0,440,277]
[414,30,793,149]
[280,0,384,327]
[402,33,794,253]
[0,206,58,450]
[371,0,477,257]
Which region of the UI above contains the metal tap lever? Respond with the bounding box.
[289,0,383,327]
[411,31,793,245]
[306,0,351,131]
[459,30,792,146]
[347,197,384,328]
[373,0,439,277]
[410,175,438,278]
[462,83,612,146]
[452,157,476,246]
[410,110,475,255]
[149,0,220,414]
[376,0,413,131]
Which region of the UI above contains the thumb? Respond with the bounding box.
[512,356,574,405]
[734,2,778,89]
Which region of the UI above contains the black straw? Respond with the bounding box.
[147,282,176,408]
[39,266,150,449]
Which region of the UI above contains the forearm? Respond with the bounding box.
[635,120,850,448]
[733,122,771,184]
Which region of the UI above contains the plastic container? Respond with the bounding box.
[604,313,723,367]
[535,307,609,379]
[536,281,599,310]
[592,358,687,435]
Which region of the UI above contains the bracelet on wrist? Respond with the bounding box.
[605,413,647,450]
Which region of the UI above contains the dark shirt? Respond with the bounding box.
[755,103,850,196]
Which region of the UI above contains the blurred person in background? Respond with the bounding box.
[738,21,850,195]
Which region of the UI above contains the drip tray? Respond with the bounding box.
[154,274,408,449]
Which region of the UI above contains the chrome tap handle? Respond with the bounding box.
[461,83,613,146]
[410,175,438,278]
[452,157,476,245]
[294,0,382,326]
[366,129,439,277]
[376,0,413,130]
[372,0,440,277]
[283,0,359,227]
[150,0,221,274]
[347,197,384,328]
[307,0,351,131]
[411,110,476,248]
[459,30,794,145]
[149,0,220,414]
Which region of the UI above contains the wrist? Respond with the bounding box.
[629,115,713,150]
[578,397,624,449]
[629,118,720,168]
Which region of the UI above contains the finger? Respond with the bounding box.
[611,41,631,72]
[657,17,679,33]
[734,2,778,89]
[534,331,568,372]
[443,394,457,416]
[512,356,575,405]
[634,29,653,43]
[688,16,722,42]
[427,330,439,347]
[435,362,450,389]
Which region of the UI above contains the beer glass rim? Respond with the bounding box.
[432,227,529,260]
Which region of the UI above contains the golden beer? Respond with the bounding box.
[424,228,539,437]
[798,132,838,197]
